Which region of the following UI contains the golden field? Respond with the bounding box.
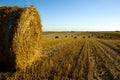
[0,31,120,80]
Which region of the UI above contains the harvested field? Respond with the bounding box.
[0,31,119,80]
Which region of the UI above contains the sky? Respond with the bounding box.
[0,0,120,31]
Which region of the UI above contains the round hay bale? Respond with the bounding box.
[109,36,112,39]
[88,36,90,38]
[74,36,77,39]
[0,6,42,71]
[55,36,59,39]
[83,36,85,39]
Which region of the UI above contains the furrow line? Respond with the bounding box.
[97,41,120,72]
[94,41,118,79]
[68,40,86,79]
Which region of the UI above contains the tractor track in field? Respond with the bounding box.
[68,40,86,79]
[39,39,86,79]
[93,40,120,79]
[52,40,86,79]
[98,40,120,54]
[77,41,89,80]
[90,40,114,80]
[87,41,99,80]
[97,40,120,70]
[98,40,120,64]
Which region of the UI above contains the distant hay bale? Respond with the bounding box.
[88,36,90,38]
[0,6,42,71]
[109,36,112,39]
[83,36,85,38]
[55,36,59,39]
[74,36,77,39]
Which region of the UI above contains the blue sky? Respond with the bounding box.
[0,0,120,31]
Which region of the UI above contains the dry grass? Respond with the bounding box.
[0,32,118,80]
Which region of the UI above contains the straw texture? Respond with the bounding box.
[0,6,42,70]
